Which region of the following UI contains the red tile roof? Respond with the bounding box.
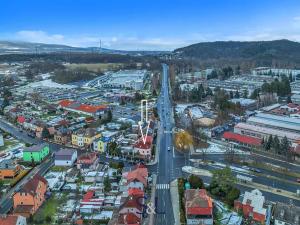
[128,188,144,197]
[83,190,95,201]
[20,174,47,195]
[59,99,75,108]
[185,189,213,216]
[223,131,262,146]
[134,136,153,149]
[77,152,97,163]
[118,213,141,225]
[17,116,25,124]
[0,215,22,225]
[58,99,107,114]
[126,167,148,187]
[122,196,143,211]
[76,104,107,113]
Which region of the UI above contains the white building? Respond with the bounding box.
[0,132,4,147]
[291,94,300,104]
[234,122,300,143]
[86,70,147,90]
[54,149,77,166]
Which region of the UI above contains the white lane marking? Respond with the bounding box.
[156,184,170,190]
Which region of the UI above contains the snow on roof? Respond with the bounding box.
[235,122,300,142]
[248,113,300,132]
[242,189,266,216]
[230,98,256,106]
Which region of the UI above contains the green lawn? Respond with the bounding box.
[30,193,67,225]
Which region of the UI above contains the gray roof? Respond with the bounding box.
[273,202,300,224]
[23,143,48,152]
[55,148,76,161]
[0,159,17,169]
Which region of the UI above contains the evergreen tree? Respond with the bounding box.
[243,89,248,98]
[250,88,260,99]
[280,136,291,158]
[106,110,112,122]
[41,127,50,139]
[104,176,111,192]
[206,87,213,96]
[234,90,240,98]
[265,135,273,151]
[271,135,281,154]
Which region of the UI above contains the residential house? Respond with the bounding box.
[93,136,111,153]
[0,214,27,225]
[184,189,213,225]
[54,126,70,144]
[72,128,101,148]
[79,190,104,214]
[13,174,48,217]
[273,202,300,225]
[124,167,148,190]
[84,171,105,183]
[23,143,50,163]
[118,212,141,225]
[118,196,143,220]
[54,148,77,166]
[77,152,99,171]
[84,128,101,146]
[133,135,153,159]
[0,159,22,180]
[234,189,267,224]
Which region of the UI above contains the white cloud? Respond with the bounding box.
[12,30,193,50]
[16,30,65,44]
[9,25,300,51]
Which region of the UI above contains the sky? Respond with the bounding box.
[1,0,300,50]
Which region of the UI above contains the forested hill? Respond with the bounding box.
[173,39,300,68]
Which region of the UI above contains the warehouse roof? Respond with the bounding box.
[248,113,300,132]
[223,132,261,146]
[235,123,300,142]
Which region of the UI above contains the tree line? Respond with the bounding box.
[261,135,292,159]
[173,83,213,102]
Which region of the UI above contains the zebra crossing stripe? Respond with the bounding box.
[156,184,170,189]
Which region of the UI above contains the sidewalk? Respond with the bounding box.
[182,166,300,201]
[148,174,157,225]
[170,179,181,225]
[146,122,161,166]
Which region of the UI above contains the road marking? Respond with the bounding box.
[156,184,170,190]
[172,146,175,158]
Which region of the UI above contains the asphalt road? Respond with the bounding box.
[154,64,180,225]
[0,119,60,214]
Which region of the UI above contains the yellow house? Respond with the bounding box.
[93,137,109,153]
[72,128,100,147]
[71,134,78,146]
[84,128,101,146]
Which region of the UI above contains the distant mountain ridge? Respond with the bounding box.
[173,39,300,68]
[0,41,167,55]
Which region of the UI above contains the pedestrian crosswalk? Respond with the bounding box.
[156,184,170,190]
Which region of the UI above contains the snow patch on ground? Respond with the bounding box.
[26,79,76,89]
[195,142,250,155]
[189,106,204,119]
[175,104,193,114]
